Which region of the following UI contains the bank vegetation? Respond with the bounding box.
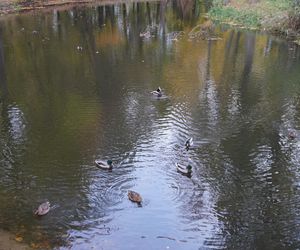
[208,0,300,43]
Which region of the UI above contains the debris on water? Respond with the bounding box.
[188,20,221,41]
[15,235,23,242]
[140,25,158,39]
[61,234,69,238]
[166,31,185,41]
[157,235,176,241]
[179,239,188,242]
[294,39,300,45]
[206,37,222,41]
[30,243,38,248]
[32,30,38,35]
[42,37,50,42]
[30,240,51,249]
[96,51,99,54]
[77,46,83,51]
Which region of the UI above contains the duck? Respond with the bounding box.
[288,131,297,140]
[95,160,113,170]
[176,163,192,176]
[34,201,50,216]
[185,137,193,151]
[151,87,162,97]
[128,190,142,205]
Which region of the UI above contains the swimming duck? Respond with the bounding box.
[151,87,162,97]
[95,160,113,170]
[288,131,297,140]
[34,201,50,216]
[128,190,142,205]
[176,163,192,176]
[185,137,193,151]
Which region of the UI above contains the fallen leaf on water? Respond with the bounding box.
[30,243,38,249]
[15,236,23,242]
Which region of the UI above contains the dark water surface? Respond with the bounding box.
[0,1,300,249]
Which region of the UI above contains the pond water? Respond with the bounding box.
[0,0,300,249]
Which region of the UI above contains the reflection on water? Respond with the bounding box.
[0,0,300,249]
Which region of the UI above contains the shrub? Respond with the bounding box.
[289,0,300,31]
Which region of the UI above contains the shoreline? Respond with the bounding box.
[0,0,155,15]
[0,0,299,44]
[208,0,300,45]
[0,0,91,14]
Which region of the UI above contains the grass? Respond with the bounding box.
[209,5,261,28]
[12,1,22,12]
[208,0,299,39]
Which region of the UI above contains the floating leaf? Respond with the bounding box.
[15,236,23,242]
[30,243,38,249]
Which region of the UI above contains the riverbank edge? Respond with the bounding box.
[208,1,300,45]
[0,0,149,15]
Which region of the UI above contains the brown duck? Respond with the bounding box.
[128,190,142,205]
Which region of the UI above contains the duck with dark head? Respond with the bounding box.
[185,137,193,151]
[176,163,192,177]
[95,159,113,170]
[151,87,162,97]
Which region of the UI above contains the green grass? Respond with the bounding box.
[208,0,292,30]
[12,2,21,11]
[209,6,261,28]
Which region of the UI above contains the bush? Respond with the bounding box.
[289,0,300,31]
